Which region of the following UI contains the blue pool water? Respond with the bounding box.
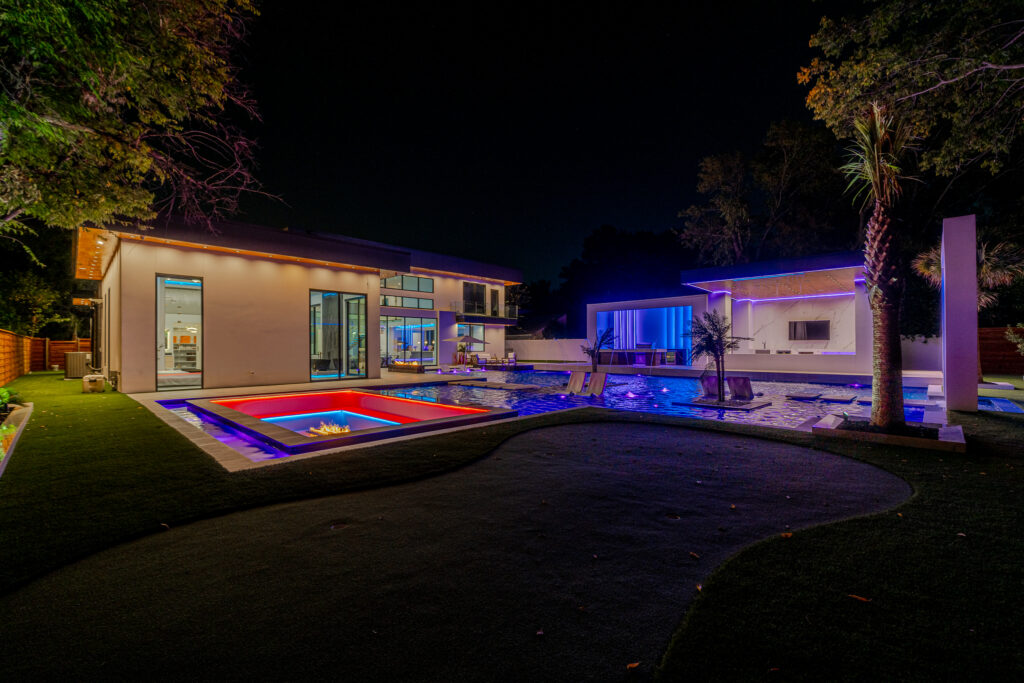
[161,372,1020,462]
[264,410,399,435]
[382,371,933,430]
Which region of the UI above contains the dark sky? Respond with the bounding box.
[239,2,837,281]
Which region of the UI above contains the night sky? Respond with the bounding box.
[239,2,837,281]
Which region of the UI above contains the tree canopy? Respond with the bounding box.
[0,0,259,257]
[799,0,1024,176]
[678,120,857,265]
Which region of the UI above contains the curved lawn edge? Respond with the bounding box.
[0,370,922,598]
[0,421,913,681]
[654,408,1024,681]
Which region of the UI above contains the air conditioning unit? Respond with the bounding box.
[65,352,92,379]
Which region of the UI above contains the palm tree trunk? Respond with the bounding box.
[870,296,905,428]
[716,356,725,401]
[864,203,905,429]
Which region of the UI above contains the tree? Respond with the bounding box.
[0,0,260,259]
[686,310,747,403]
[913,237,1024,380]
[841,102,915,430]
[580,328,615,373]
[800,0,1024,177]
[678,152,754,265]
[0,271,68,336]
[678,122,859,265]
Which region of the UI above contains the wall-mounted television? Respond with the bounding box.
[789,320,830,341]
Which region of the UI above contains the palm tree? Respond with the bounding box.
[580,328,616,372]
[913,239,1024,381]
[840,102,915,430]
[687,310,747,401]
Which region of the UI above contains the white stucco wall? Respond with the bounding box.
[744,294,858,353]
[117,239,381,393]
[506,338,588,362]
[100,246,122,380]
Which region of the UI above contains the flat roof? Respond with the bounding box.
[75,219,522,284]
[680,252,865,301]
[679,251,864,285]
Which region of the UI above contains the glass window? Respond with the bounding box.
[382,274,434,293]
[402,297,419,308]
[311,290,366,380]
[157,276,203,390]
[380,315,437,366]
[456,323,485,352]
[418,298,433,309]
[463,282,486,315]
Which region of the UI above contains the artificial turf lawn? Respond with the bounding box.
[2,372,1023,679]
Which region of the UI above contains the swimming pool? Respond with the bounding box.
[162,389,515,457]
[382,371,938,430]
[159,371,1020,463]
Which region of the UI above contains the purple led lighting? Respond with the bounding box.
[736,291,857,304]
[684,264,867,288]
[709,289,732,296]
[853,278,866,284]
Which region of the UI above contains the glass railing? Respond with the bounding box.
[449,302,518,318]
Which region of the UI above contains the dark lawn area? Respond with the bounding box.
[1,371,1022,680]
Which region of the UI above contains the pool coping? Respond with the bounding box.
[135,386,533,472]
[185,390,517,455]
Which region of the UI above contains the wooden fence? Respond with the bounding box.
[0,329,33,387]
[981,327,1024,375]
[1,331,91,387]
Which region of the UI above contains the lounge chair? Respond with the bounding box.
[727,376,755,401]
[503,351,517,366]
[566,370,586,395]
[700,375,720,399]
[581,371,607,397]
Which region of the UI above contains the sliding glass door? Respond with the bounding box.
[310,290,366,380]
[157,276,203,390]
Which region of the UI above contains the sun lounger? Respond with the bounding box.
[785,390,821,400]
[700,375,719,399]
[727,376,755,401]
[580,371,607,397]
[566,370,586,395]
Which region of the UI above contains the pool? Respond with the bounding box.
[163,389,516,456]
[383,371,938,430]
[159,371,1020,463]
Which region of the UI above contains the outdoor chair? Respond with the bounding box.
[581,371,607,397]
[700,375,719,399]
[727,376,755,401]
[503,351,517,366]
[566,370,586,395]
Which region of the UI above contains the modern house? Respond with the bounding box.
[72,220,520,393]
[586,252,941,379]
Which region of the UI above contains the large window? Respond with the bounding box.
[457,323,485,353]
[380,294,434,309]
[310,290,366,380]
[380,316,437,366]
[463,282,486,315]
[381,274,433,293]
[595,305,692,358]
[157,276,203,390]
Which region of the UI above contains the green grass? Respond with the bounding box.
[2,372,1024,679]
